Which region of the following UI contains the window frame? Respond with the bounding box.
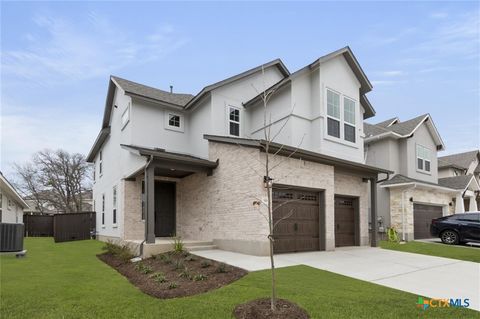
[164,111,184,132]
[101,194,105,227]
[416,144,432,174]
[99,150,103,177]
[112,186,117,227]
[228,106,241,137]
[121,103,130,130]
[325,88,357,145]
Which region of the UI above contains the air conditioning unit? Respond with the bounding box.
[0,223,24,252]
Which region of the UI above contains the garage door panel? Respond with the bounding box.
[273,188,320,254]
[334,197,356,247]
[414,204,443,239]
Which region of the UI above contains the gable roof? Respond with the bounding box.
[438,174,479,191]
[184,59,290,109]
[0,171,29,209]
[374,117,399,128]
[243,46,376,119]
[438,150,480,170]
[111,76,194,106]
[364,114,445,150]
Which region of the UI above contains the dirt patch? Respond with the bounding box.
[98,251,247,299]
[233,298,310,319]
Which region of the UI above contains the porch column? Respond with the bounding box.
[370,177,378,247]
[455,193,465,213]
[469,195,478,211]
[145,165,155,244]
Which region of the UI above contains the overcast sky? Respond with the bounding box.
[1,1,479,178]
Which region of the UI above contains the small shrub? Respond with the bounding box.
[215,263,228,273]
[168,282,178,289]
[178,268,191,280]
[162,254,172,264]
[182,251,190,257]
[172,236,184,253]
[200,261,211,268]
[173,259,185,270]
[102,241,134,262]
[184,255,196,262]
[135,262,153,274]
[150,272,167,283]
[193,274,208,281]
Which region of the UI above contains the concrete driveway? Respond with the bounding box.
[194,247,480,311]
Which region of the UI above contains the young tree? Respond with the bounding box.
[14,149,92,213]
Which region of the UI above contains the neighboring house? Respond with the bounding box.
[438,150,480,211]
[0,172,29,223]
[364,115,480,241]
[87,46,390,257]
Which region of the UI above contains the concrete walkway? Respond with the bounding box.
[194,247,480,311]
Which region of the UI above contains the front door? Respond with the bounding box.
[154,181,176,237]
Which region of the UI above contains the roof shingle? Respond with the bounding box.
[438,175,475,190]
[438,150,480,170]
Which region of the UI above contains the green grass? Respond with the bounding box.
[1,238,477,319]
[381,240,480,263]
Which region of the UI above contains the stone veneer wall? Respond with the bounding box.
[123,176,144,240]
[176,141,338,253]
[389,187,454,240]
[334,170,369,246]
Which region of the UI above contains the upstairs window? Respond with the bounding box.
[229,107,240,136]
[121,103,130,129]
[101,194,105,226]
[168,114,180,127]
[344,97,356,143]
[327,90,340,138]
[416,145,431,173]
[165,112,184,132]
[93,161,96,182]
[99,151,103,177]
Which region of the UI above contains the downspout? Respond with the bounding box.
[401,184,416,242]
[138,155,154,258]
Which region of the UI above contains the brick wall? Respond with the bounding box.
[123,176,144,240]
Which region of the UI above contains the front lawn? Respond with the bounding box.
[380,240,480,263]
[1,238,477,319]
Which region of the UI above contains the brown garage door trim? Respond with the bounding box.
[334,195,360,247]
[272,184,325,253]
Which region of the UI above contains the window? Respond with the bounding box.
[168,114,180,127]
[458,213,480,222]
[93,161,96,182]
[416,145,431,173]
[99,151,103,176]
[121,104,130,129]
[229,107,240,136]
[101,194,105,226]
[344,97,356,143]
[8,199,13,210]
[112,186,117,225]
[327,90,340,138]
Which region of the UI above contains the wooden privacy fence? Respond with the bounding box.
[24,212,96,243]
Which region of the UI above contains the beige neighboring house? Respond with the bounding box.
[0,172,29,224]
[87,47,391,257]
[24,189,94,215]
[364,115,479,241]
[438,150,480,211]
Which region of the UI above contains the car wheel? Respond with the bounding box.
[441,230,459,245]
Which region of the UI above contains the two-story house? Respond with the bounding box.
[87,47,390,257]
[0,172,29,224]
[364,115,480,241]
[438,150,480,211]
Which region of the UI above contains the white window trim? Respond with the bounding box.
[227,105,241,137]
[101,193,105,227]
[416,143,432,175]
[164,111,184,132]
[121,103,130,130]
[99,150,103,178]
[324,88,358,148]
[112,186,117,227]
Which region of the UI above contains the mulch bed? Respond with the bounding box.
[98,251,247,299]
[233,298,310,319]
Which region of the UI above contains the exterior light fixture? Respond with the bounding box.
[409,197,413,202]
[263,176,274,188]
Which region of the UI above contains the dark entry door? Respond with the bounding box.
[155,181,176,237]
[273,188,320,254]
[413,204,442,239]
[334,197,356,247]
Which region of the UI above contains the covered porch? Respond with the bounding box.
[122,144,219,255]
